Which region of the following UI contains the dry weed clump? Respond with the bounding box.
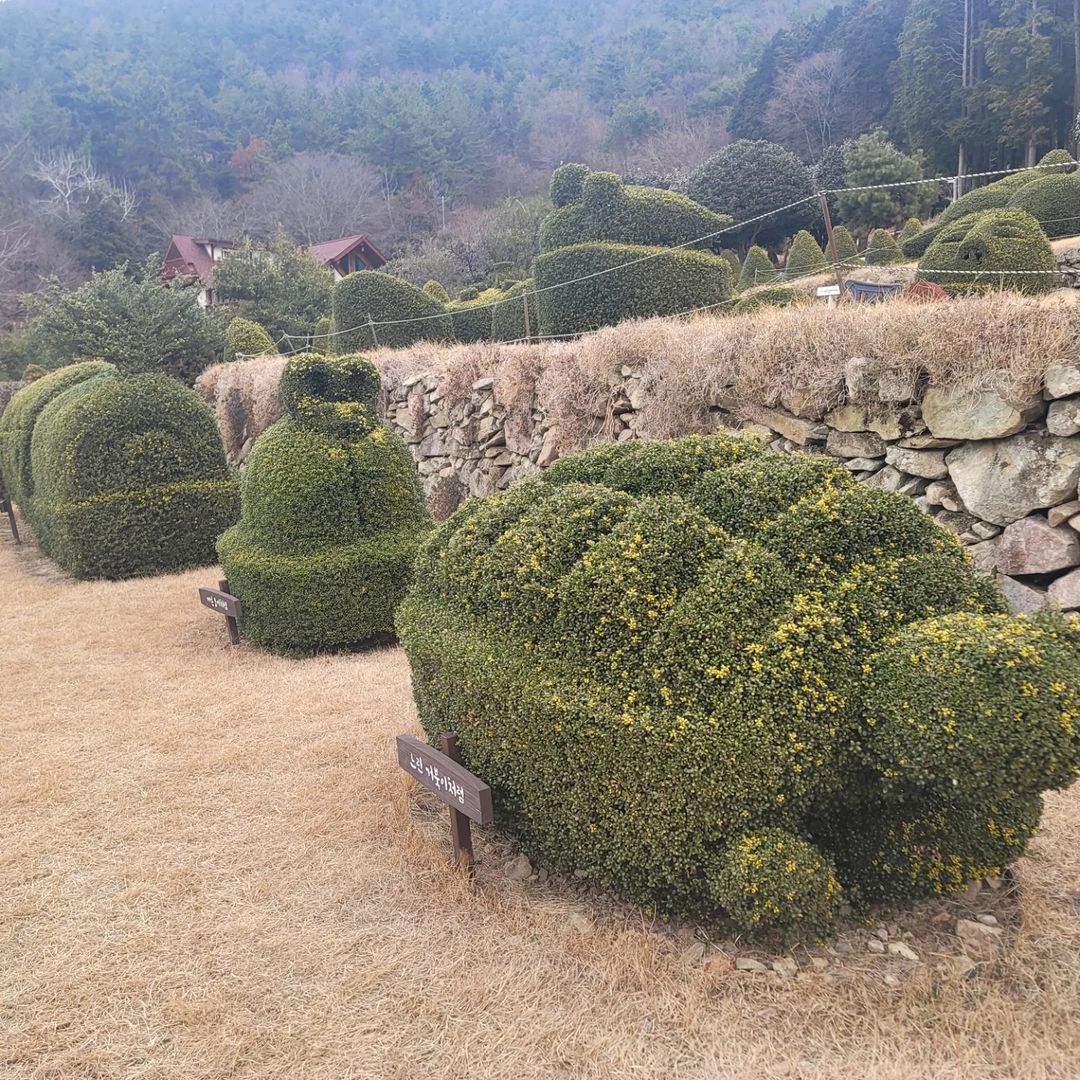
[194,354,287,460]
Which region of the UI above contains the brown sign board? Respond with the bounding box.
[397,734,493,825]
[199,586,242,619]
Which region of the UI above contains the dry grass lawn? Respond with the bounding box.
[3,529,1080,1080]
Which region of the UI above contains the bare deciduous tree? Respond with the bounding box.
[243,152,390,244]
[765,51,856,160]
[31,150,137,221]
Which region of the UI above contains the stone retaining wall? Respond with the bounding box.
[384,359,1080,615]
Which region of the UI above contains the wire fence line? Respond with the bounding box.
[267,155,1079,356]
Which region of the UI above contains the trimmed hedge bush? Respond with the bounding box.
[829,225,858,263]
[313,316,335,354]
[490,279,537,342]
[738,245,779,290]
[0,361,116,508]
[448,289,499,343]
[784,230,826,278]
[731,285,806,316]
[865,229,903,265]
[333,271,454,352]
[422,280,451,303]
[1006,173,1080,238]
[397,435,1080,936]
[901,223,941,258]
[25,371,237,578]
[224,317,276,361]
[540,165,730,253]
[898,217,923,244]
[719,249,741,279]
[217,353,431,653]
[533,243,733,337]
[917,209,1056,294]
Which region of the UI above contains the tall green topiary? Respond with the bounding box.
[398,436,1080,937]
[332,271,455,353]
[533,243,732,337]
[738,246,778,290]
[865,229,903,265]
[899,217,923,244]
[917,209,1057,294]
[490,279,537,342]
[224,316,277,361]
[540,165,730,253]
[828,225,859,263]
[0,360,116,508]
[217,353,432,654]
[312,316,335,355]
[25,371,238,578]
[719,249,741,279]
[785,230,826,279]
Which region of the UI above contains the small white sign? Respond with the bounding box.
[817,284,842,298]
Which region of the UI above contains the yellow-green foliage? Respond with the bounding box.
[738,246,778,290]
[490,279,537,342]
[533,242,732,337]
[785,230,826,278]
[540,165,730,254]
[0,361,116,507]
[397,436,1078,935]
[313,316,335,355]
[224,316,276,361]
[26,371,237,578]
[865,229,903,265]
[1006,173,1080,238]
[333,271,454,352]
[917,209,1056,294]
[719,249,741,279]
[422,280,451,303]
[217,353,431,654]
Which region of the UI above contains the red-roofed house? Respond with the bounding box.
[162,232,387,306]
[161,236,239,307]
[308,234,387,280]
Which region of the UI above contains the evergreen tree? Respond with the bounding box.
[785,230,827,278]
[738,246,779,290]
[865,228,903,264]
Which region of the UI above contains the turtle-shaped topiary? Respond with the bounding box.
[916,209,1056,294]
[398,435,1080,937]
[217,353,432,654]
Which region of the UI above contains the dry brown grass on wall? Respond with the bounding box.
[195,295,1080,460]
[194,355,287,460]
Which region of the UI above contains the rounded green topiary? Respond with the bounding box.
[784,230,826,279]
[1006,173,1080,238]
[448,289,499,343]
[26,371,238,578]
[719,248,741,279]
[533,242,733,337]
[332,271,454,353]
[539,165,730,253]
[829,225,859,263]
[422,280,451,303]
[916,209,1057,294]
[898,217,923,244]
[490,279,537,342]
[224,316,276,361]
[738,245,779,290]
[0,360,117,508]
[901,223,941,258]
[398,437,1080,935]
[218,353,432,653]
[865,229,903,265]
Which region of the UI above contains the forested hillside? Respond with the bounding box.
[0,0,1078,332]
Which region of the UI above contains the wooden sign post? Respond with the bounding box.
[198,579,242,645]
[397,732,493,875]
[1,497,20,545]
